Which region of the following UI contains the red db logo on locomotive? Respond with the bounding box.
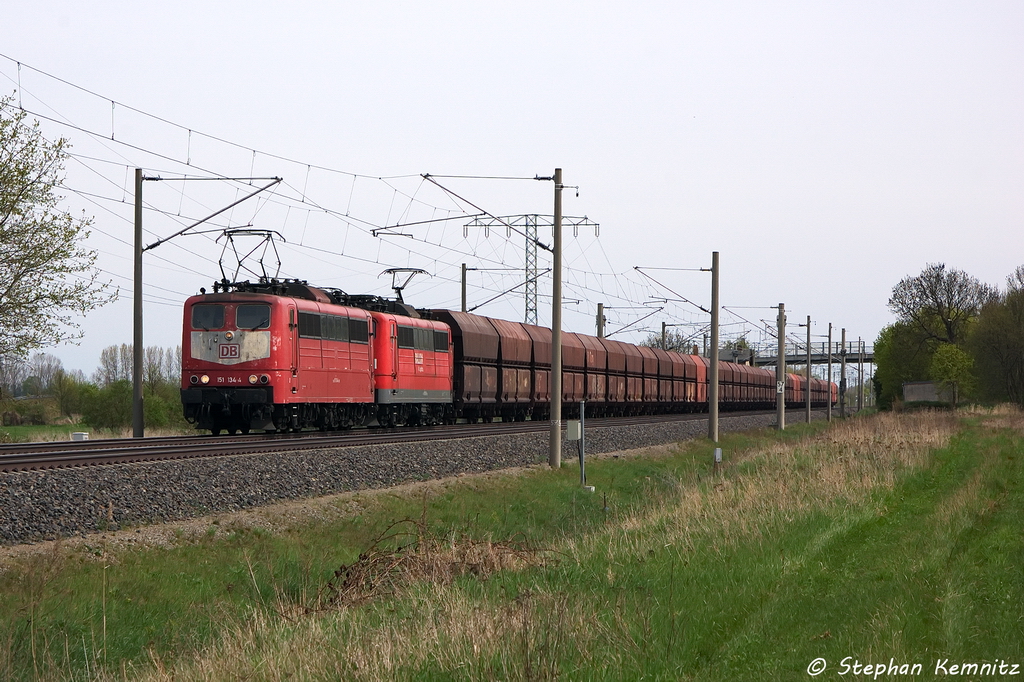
[219,344,240,359]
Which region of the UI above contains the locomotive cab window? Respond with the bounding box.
[192,304,224,330]
[236,304,271,330]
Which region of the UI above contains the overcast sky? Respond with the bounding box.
[3,1,1022,376]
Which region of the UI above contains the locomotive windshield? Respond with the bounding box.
[192,304,224,330]
[237,304,271,330]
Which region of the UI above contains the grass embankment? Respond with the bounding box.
[1,410,1022,680]
[0,424,191,443]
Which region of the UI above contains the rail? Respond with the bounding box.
[0,412,762,473]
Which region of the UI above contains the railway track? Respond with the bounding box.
[0,411,773,473]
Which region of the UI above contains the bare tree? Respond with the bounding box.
[144,345,164,389]
[94,344,131,385]
[29,352,63,392]
[887,263,997,345]
[164,346,182,382]
[0,355,28,398]
[641,328,702,353]
[118,344,133,381]
[95,343,180,386]
[1007,265,1024,293]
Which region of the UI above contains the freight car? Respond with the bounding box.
[180,279,836,434]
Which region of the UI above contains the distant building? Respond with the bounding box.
[902,381,952,404]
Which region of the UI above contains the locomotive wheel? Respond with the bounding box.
[406,406,421,427]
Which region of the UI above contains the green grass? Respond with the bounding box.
[0,423,89,443]
[1,411,1022,680]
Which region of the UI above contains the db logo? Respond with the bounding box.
[219,344,240,359]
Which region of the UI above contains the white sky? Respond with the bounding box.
[3,1,1022,376]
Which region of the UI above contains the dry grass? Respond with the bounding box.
[964,403,1024,432]
[108,513,566,680]
[317,516,554,609]
[4,426,192,443]
[600,411,960,558]
[961,403,1021,416]
[128,587,605,682]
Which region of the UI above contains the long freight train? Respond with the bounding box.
[180,279,837,434]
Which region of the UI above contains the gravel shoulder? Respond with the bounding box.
[0,411,821,554]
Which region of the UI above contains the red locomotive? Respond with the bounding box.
[180,279,836,434]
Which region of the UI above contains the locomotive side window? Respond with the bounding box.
[192,304,224,330]
[433,330,449,352]
[349,317,369,344]
[397,325,415,349]
[415,328,432,351]
[399,325,445,351]
[321,315,350,342]
[236,304,271,330]
[298,311,322,338]
[321,315,349,342]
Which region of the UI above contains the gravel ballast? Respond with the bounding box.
[0,411,824,545]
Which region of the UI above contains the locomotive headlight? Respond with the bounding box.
[200,374,210,385]
[190,375,199,385]
[248,374,258,385]
[259,374,270,384]
[225,331,234,340]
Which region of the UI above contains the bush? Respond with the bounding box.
[81,380,132,429]
[12,397,56,425]
[80,380,187,430]
[144,389,189,429]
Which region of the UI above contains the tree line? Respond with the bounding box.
[0,345,184,429]
[874,263,1024,408]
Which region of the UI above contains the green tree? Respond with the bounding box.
[48,368,89,419]
[873,322,935,410]
[1,95,115,357]
[929,344,974,407]
[968,282,1024,406]
[878,264,995,411]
